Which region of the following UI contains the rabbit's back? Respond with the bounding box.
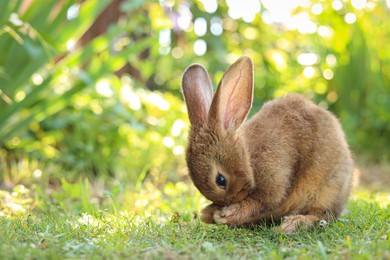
[241,94,353,217]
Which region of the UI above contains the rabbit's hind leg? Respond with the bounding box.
[280,214,320,233]
[279,207,332,234]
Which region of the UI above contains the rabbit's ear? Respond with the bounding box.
[210,56,253,131]
[182,64,214,127]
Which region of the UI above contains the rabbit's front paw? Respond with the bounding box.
[200,204,220,224]
[213,204,242,226]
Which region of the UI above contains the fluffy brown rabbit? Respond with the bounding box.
[181,56,353,233]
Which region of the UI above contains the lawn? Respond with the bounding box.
[0,183,388,259]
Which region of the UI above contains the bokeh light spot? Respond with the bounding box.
[323,69,334,80]
[210,17,223,36]
[194,39,207,56]
[345,13,357,24]
[303,66,315,78]
[297,53,318,66]
[194,17,207,37]
[332,0,343,11]
[311,3,323,15]
[200,0,218,13]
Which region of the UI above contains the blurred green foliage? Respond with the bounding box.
[0,0,389,187]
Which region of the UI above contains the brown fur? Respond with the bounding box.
[181,56,353,233]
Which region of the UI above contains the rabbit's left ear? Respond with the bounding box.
[209,56,254,131]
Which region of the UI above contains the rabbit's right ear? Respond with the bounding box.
[182,64,213,127]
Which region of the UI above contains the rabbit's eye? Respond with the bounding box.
[216,173,226,189]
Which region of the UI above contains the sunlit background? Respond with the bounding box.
[0,0,389,216]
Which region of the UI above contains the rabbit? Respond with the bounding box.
[181,56,353,233]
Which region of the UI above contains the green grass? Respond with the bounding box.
[0,188,389,259]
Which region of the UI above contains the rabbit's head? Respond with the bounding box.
[182,56,255,206]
